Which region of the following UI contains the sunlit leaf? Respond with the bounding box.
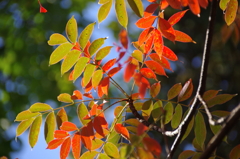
[142,100,153,120]
[99,76,110,96]
[81,122,94,150]
[82,64,96,87]
[29,115,42,148]
[171,104,182,129]
[114,106,124,117]
[46,138,65,149]
[124,118,141,127]
[72,132,81,159]
[71,90,83,100]
[79,151,98,159]
[144,4,159,17]
[91,138,104,150]
[168,9,189,26]
[178,79,193,102]
[206,94,237,107]
[56,108,68,130]
[138,27,154,45]
[135,15,157,28]
[79,22,96,50]
[124,62,137,82]
[54,130,69,139]
[153,29,164,57]
[65,16,78,43]
[158,18,176,42]
[91,69,103,88]
[98,153,111,159]
[15,110,40,121]
[77,103,91,125]
[143,137,162,156]
[127,0,144,18]
[98,0,113,24]
[115,0,128,28]
[60,137,71,159]
[145,60,167,76]
[44,111,56,144]
[225,0,238,26]
[219,0,230,11]
[194,111,206,149]
[16,117,35,137]
[49,43,73,65]
[96,46,113,60]
[29,103,52,113]
[60,121,78,132]
[166,0,181,9]
[144,32,154,54]
[149,53,172,70]
[132,50,143,62]
[140,68,157,80]
[229,144,240,159]
[150,82,161,98]
[126,102,143,112]
[93,116,106,137]
[137,147,154,159]
[89,37,107,56]
[115,123,130,140]
[162,46,178,61]
[102,58,117,72]
[178,150,196,159]
[119,29,128,49]
[73,56,89,82]
[48,33,68,46]
[175,30,196,43]
[152,100,163,122]
[104,142,120,158]
[108,67,122,77]
[163,102,174,124]
[57,93,74,103]
[61,50,81,75]
[188,0,200,15]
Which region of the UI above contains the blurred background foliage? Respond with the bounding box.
[0,0,239,158]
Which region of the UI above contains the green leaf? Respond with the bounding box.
[229,144,240,159]
[98,0,113,24]
[132,50,143,62]
[225,0,238,26]
[142,100,153,120]
[79,22,96,50]
[181,110,194,142]
[48,33,68,46]
[178,150,196,159]
[89,38,107,56]
[171,104,182,129]
[219,0,230,11]
[126,102,142,112]
[29,115,42,148]
[167,83,182,100]
[192,138,203,151]
[152,100,163,122]
[192,152,203,159]
[127,0,144,18]
[82,64,96,87]
[95,46,113,60]
[108,129,121,146]
[114,106,124,117]
[194,111,206,149]
[163,102,174,124]
[210,124,227,143]
[61,50,81,75]
[206,94,237,107]
[79,151,98,159]
[66,16,78,43]
[120,144,134,159]
[211,110,230,117]
[49,43,73,65]
[77,103,91,125]
[29,103,52,112]
[16,117,35,137]
[92,69,103,87]
[126,126,137,134]
[124,118,141,127]
[15,110,40,121]
[73,56,89,82]
[98,0,110,4]
[44,111,56,144]
[98,153,111,159]
[104,142,120,158]
[56,108,68,129]
[115,0,128,28]
[57,93,74,103]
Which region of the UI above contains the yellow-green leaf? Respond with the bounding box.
[98,153,111,159]
[80,151,98,159]
[142,100,153,121]
[82,64,96,87]
[73,56,89,82]
[192,138,203,151]
[29,115,42,148]
[206,94,237,108]
[56,108,68,129]
[163,102,174,124]
[126,102,142,112]
[44,111,56,144]
[77,103,90,125]
[29,103,52,113]
[16,117,35,137]
[92,69,103,87]
[89,37,107,56]
[57,93,73,103]
[181,113,194,142]
[171,104,182,129]
[132,50,143,62]
[152,100,163,122]
[49,43,73,65]
[210,124,227,143]
[48,33,68,46]
[98,0,113,24]
[66,16,78,43]
[79,22,96,50]
[124,118,141,127]
[120,144,134,159]
[61,50,81,75]
[98,0,110,4]
[115,0,128,28]
[194,111,206,149]
[219,0,230,11]
[91,138,104,150]
[225,0,238,26]
[167,83,182,100]
[104,142,120,158]
[127,0,144,18]
[15,110,40,121]
[96,46,113,60]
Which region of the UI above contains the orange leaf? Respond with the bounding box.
[72,42,81,51]
[137,123,148,135]
[38,0,47,13]
[71,90,82,100]
[139,82,149,99]
[47,138,65,149]
[134,73,150,98]
[188,0,200,15]
[135,16,157,29]
[144,32,154,54]
[72,132,81,159]
[85,79,93,92]
[166,0,182,9]
[119,30,128,49]
[97,85,104,98]
[175,30,196,43]
[108,67,122,77]
[60,121,78,132]
[143,137,162,156]
[100,77,110,96]
[83,93,94,99]
[131,93,140,99]
[181,0,188,6]
[160,0,169,9]
[102,59,117,72]
[140,68,157,80]
[145,60,167,76]
[150,81,161,97]
[168,9,189,26]
[81,122,94,150]
[114,123,130,140]
[83,41,91,57]
[153,29,164,57]
[69,70,74,81]
[148,0,157,2]
[144,4,159,17]
[149,53,172,71]
[124,62,137,82]
[60,137,71,159]
[89,103,97,117]
[138,27,155,45]
[162,46,178,61]
[158,18,176,42]
[198,0,208,8]
[54,130,70,139]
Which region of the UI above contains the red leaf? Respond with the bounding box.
[119,30,128,49]
[124,62,137,82]
[137,123,148,135]
[83,41,91,57]
[116,51,126,63]
[71,90,83,100]
[83,93,94,99]
[166,0,181,9]
[188,0,200,15]
[131,93,140,99]
[161,0,169,9]
[135,16,157,29]
[38,0,47,13]
[181,0,188,6]
[175,30,196,43]
[72,42,81,51]
[47,138,65,149]
[168,9,189,26]
[60,137,71,159]
[100,77,110,96]
[85,79,93,92]
[138,27,154,45]
[97,85,104,98]
[198,0,208,8]
[108,67,122,77]
[143,137,162,156]
[139,82,149,99]
[93,116,105,137]
[145,60,167,76]
[149,53,172,71]
[81,122,94,150]
[144,4,159,17]
[153,29,164,57]
[134,73,150,98]
[140,68,157,80]
[54,130,70,139]
[72,132,81,159]
[60,121,78,132]
[102,59,117,72]
[162,46,178,61]
[158,18,176,42]
[114,123,130,140]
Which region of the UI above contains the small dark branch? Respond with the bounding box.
[167,0,218,158]
[200,104,240,159]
